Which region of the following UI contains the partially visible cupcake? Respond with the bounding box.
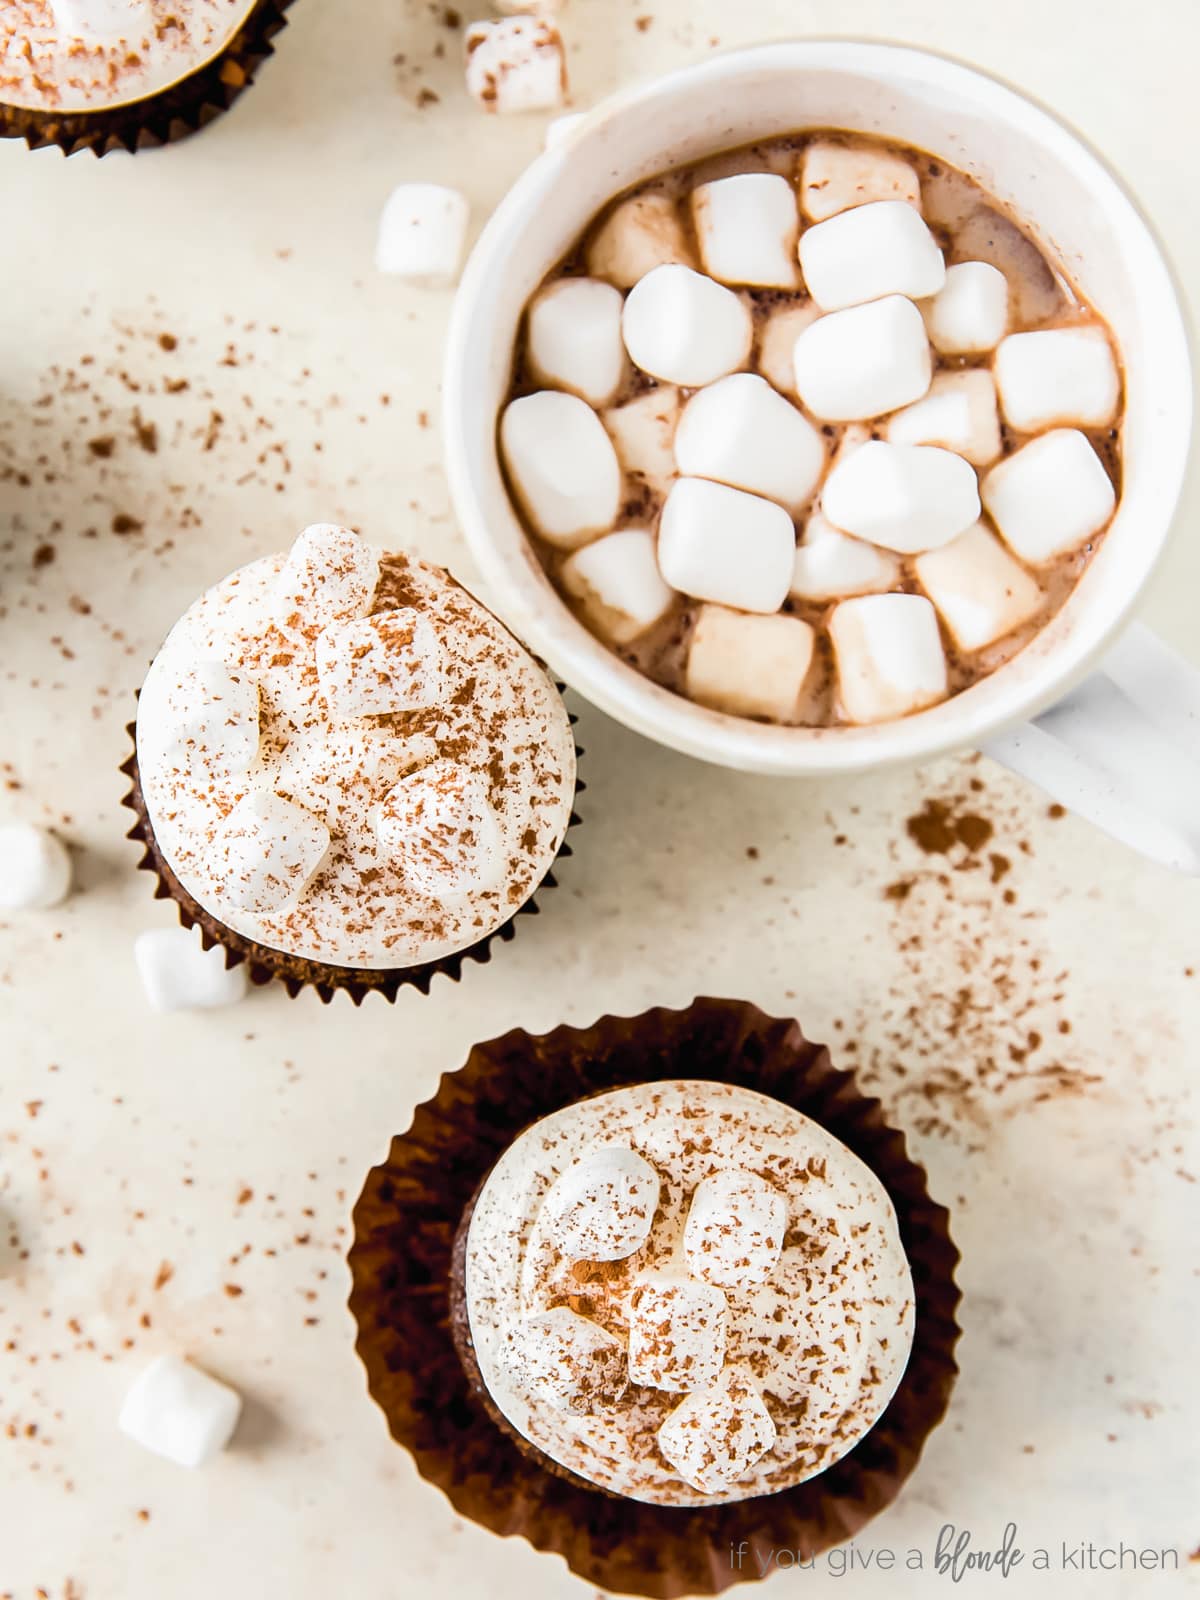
[349,1001,961,1596]
[0,0,292,157]
[122,523,580,1002]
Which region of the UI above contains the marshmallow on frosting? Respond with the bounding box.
[657,1364,777,1495]
[542,1147,660,1262]
[211,789,331,916]
[627,1275,729,1392]
[683,1169,787,1289]
[497,1308,627,1415]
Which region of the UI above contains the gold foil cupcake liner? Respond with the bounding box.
[0,0,293,159]
[347,999,962,1597]
[119,712,584,1006]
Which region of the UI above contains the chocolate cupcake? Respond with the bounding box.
[122,523,580,1002]
[349,1001,961,1595]
[0,0,292,157]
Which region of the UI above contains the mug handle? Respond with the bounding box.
[981,623,1200,874]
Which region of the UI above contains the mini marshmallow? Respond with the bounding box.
[981,428,1116,565]
[601,386,680,497]
[561,528,676,644]
[527,277,626,407]
[543,1148,660,1262]
[674,374,825,515]
[658,478,795,614]
[163,658,260,776]
[993,324,1121,432]
[790,511,901,602]
[118,1355,242,1468]
[822,441,980,554]
[657,1365,776,1493]
[622,264,752,388]
[464,16,566,114]
[0,823,72,910]
[915,522,1044,652]
[316,610,443,718]
[792,295,932,420]
[587,193,694,290]
[756,300,820,393]
[133,928,249,1014]
[375,184,470,286]
[497,1309,626,1415]
[885,369,1002,467]
[830,593,948,724]
[274,524,380,625]
[376,760,505,897]
[501,391,622,548]
[799,139,922,222]
[51,0,144,38]
[627,1276,728,1392]
[211,789,330,915]
[799,201,945,311]
[544,111,585,148]
[686,606,816,723]
[683,1168,787,1289]
[923,261,1008,354]
[691,173,800,290]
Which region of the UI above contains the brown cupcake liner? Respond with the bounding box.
[119,713,585,1006]
[347,999,962,1598]
[0,0,293,159]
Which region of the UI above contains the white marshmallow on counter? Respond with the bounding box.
[275,524,380,625]
[50,0,142,39]
[376,760,505,897]
[981,428,1116,565]
[543,1148,660,1262]
[211,789,331,915]
[674,373,825,515]
[923,261,1008,354]
[683,1169,787,1289]
[790,511,901,602]
[375,184,470,286]
[799,139,922,222]
[587,193,694,290]
[915,522,1044,652]
[799,201,945,311]
[561,528,675,644]
[792,295,932,420]
[497,1310,626,1415]
[686,606,816,722]
[464,16,566,113]
[993,324,1121,432]
[691,173,800,290]
[658,478,794,614]
[316,611,443,718]
[134,928,249,1014]
[622,264,753,388]
[527,277,626,407]
[822,441,980,554]
[601,386,680,497]
[658,1365,776,1494]
[501,390,622,548]
[0,823,72,911]
[544,110,585,148]
[119,1355,242,1468]
[830,593,949,724]
[627,1275,728,1391]
[885,369,1002,467]
[756,300,820,393]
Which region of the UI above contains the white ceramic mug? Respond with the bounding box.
[443,40,1200,872]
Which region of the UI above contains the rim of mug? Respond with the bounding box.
[443,37,1195,777]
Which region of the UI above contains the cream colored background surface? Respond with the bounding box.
[1,1,1197,1596]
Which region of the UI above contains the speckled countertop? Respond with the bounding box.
[1,1,1198,1596]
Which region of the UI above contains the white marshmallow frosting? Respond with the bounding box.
[135,527,576,970]
[1,1,259,113]
[465,1080,915,1506]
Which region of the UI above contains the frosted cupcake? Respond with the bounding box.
[0,0,292,157]
[122,523,579,1002]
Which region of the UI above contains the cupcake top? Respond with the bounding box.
[464,1079,915,1506]
[0,0,256,114]
[135,524,576,971]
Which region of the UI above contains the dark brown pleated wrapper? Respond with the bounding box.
[347,999,962,1598]
[119,714,584,1006]
[0,0,293,159]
